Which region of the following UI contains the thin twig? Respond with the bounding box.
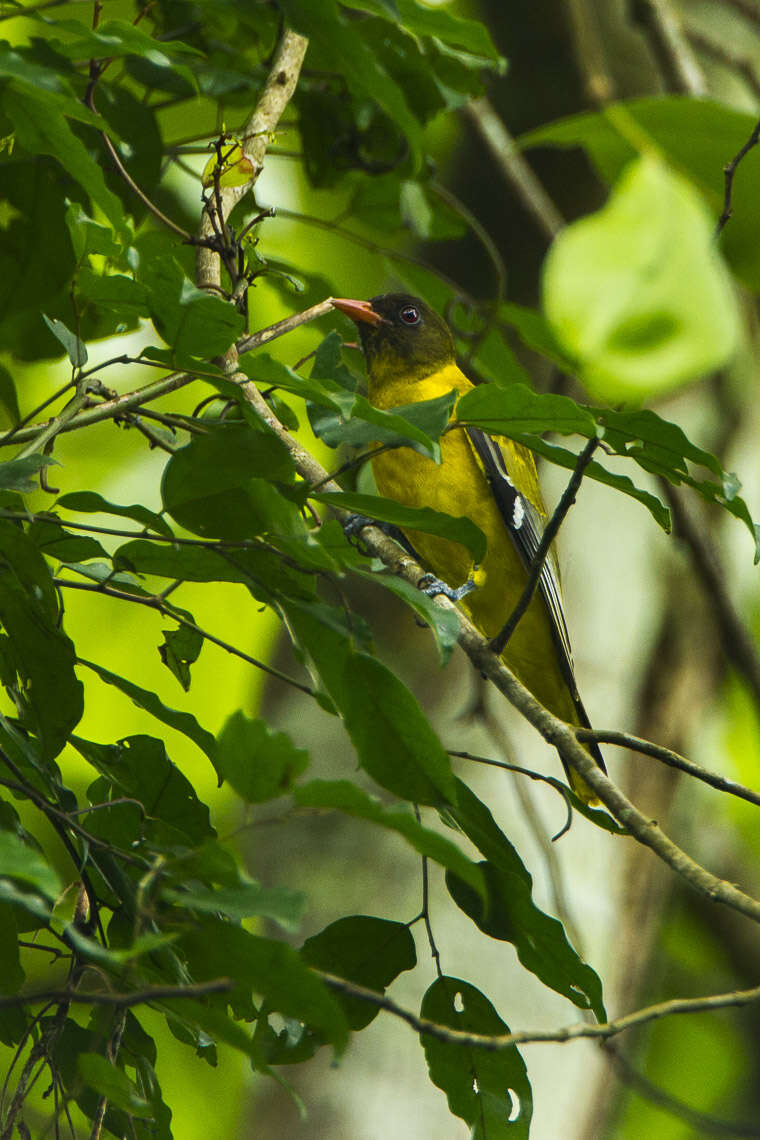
[0,979,231,1010]
[54,576,315,696]
[715,116,760,237]
[0,301,332,449]
[315,970,760,1050]
[576,727,760,808]
[196,28,309,290]
[463,98,565,241]
[490,436,599,655]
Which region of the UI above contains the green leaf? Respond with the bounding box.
[41,313,87,367]
[519,96,760,289]
[179,919,349,1052]
[2,85,126,234]
[56,490,174,537]
[71,734,215,845]
[79,662,220,778]
[0,521,83,758]
[313,490,487,564]
[65,202,123,261]
[27,517,108,563]
[454,383,596,438]
[278,0,423,165]
[162,882,306,932]
[215,710,309,802]
[161,423,297,540]
[78,1053,153,1119]
[159,624,203,691]
[309,389,456,459]
[354,568,460,665]
[449,780,606,1021]
[543,156,739,401]
[509,433,672,532]
[0,829,61,899]
[339,654,457,804]
[0,455,59,493]
[136,234,245,360]
[301,916,416,1030]
[421,977,532,1139]
[294,780,484,896]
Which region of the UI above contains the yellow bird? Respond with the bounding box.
[332,292,604,803]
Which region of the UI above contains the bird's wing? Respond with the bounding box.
[465,425,580,703]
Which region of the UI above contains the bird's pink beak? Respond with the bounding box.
[331,297,384,327]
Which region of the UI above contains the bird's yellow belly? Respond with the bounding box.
[372,430,576,723]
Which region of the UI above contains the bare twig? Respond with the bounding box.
[54,577,315,696]
[464,98,565,241]
[0,980,231,1009]
[576,727,760,808]
[631,0,708,95]
[0,300,332,449]
[196,28,309,290]
[490,436,599,655]
[715,116,760,236]
[315,970,760,1050]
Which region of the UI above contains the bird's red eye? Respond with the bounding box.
[399,305,420,325]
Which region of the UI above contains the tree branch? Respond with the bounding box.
[316,970,760,1050]
[0,980,232,1010]
[239,376,760,926]
[576,727,760,808]
[196,28,309,291]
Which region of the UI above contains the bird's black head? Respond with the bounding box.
[332,293,456,381]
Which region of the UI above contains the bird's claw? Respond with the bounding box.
[418,574,476,602]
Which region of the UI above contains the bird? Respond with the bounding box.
[331,292,605,804]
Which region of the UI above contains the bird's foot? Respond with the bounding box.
[418,573,476,602]
[343,513,409,553]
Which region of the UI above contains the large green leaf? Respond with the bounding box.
[302,915,416,1030]
[313,490,487,563]
[543,156,739,402]
[421,977,532,1139]
[179,919,349,1053]
[0,521,83,758]
[161,423,298,539]
[294,780,484,895]
[449,781,606,1021]
[520,95,760,289]
[215,710,309,802]
[79,662,220,777]
[339,653,458,805]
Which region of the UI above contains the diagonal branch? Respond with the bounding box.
[240,377,760,926]
[316,969,760,1051]
[196,28,309,291]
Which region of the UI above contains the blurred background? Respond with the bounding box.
[6,0,760,1137]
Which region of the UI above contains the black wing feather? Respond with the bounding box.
[466,426,605,767]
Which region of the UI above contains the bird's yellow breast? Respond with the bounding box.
[370,364,577,723]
